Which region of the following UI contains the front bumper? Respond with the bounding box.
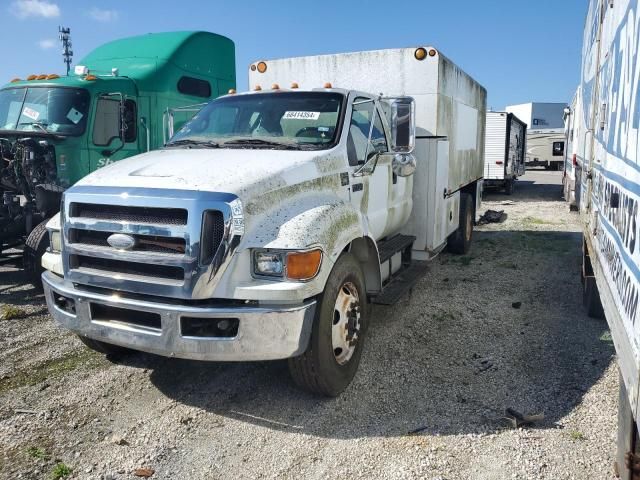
[42,271,316,361]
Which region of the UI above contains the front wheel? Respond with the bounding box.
[288,253,368,396]
[23,219,50,289]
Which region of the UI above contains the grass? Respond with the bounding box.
[0,350,100,395]
[599,330,614,346]
[522,216,554,226]
[568,430,586,441]
[26,446,50,460]
[51,463,72,479]
[0,304,26,320]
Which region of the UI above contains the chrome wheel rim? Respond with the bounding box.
[331,282,361,365]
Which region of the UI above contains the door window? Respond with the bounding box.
[347,98,388,166]
[93,97,137,146]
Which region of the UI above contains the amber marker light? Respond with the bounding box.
[271,83,280,90]
[428,48,437,57]
[85,74,98,81]
[286,250,323,281]
[254,85,262,91]
[37,74,47,80]
[257,61,267,73]
[10,78,21,83]
[323,82,332,88]
[291,82,299,89]
[27,74,37,81]
[47,74,60,80]
[228,88,236,94]
[414,47,427,60]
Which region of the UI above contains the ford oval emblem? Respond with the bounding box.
[107,233,137,250]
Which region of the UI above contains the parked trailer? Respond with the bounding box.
[41,46,486,396]
[563,87,582,211]
[483,111,526,194]
[0,31,235,283]
[573,1,640,476]
[524,129,566,170]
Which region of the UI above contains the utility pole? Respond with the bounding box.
[59,26,73,76]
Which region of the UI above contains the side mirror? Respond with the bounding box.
[389,97,416,154]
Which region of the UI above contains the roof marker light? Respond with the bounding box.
[428,48,437,57]
[10,78,21,83]
[257,61,267,73]
[291,82,299,89]
[254,85,262,91]
[85,74,97,81]
[228,88,236,94]
[271,83,280,90]
[47,74,60,80]
[37,74,47,80]
[250,64,257,71]
[323,82,332,88]
[414,48,427,60]
[27,75,37,81]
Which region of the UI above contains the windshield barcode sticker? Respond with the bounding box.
[22,107,40,121]
[283,111,320,120]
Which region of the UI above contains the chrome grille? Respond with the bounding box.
[69,202,188,225]
[62,186,242,299]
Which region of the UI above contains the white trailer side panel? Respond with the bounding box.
[484,112,508,180]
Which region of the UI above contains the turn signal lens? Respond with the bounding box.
[257,61,267,73]
[286,250,322,281]
[414,47,427,60]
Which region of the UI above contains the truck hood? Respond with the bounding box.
[75,148,345,210]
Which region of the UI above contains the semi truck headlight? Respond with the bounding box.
[49,230,62,253]
[254,251,284,277]
[253,249,323,281]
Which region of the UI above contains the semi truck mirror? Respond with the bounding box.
[389,97,416,154]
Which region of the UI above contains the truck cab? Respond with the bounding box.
[0,31,235,281]
[42,47,486,396]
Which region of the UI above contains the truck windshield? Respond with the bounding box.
[0,87,90,136]
[168,92,344,150]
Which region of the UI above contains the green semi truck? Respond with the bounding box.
[0,31,235,282]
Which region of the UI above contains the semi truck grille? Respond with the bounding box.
[69,202,188,225]
[69,229,186,255]
[72,255,184,282]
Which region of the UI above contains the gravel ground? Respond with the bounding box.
[0,169,619,480]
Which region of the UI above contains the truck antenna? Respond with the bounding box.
[59,26,73,76]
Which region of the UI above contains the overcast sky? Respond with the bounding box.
[1,0,586,108]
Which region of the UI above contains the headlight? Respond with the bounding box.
[254,251,284,277]
[49,230,62,253]
[253,249,323,281]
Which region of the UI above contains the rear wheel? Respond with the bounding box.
[447,192,474,254]
[504,179,515,195]
[288,253,368,396]
[77,335,133,357]
[23,219,49,289]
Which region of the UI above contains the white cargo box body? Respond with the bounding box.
[505,102,566,131]
[249,47,487,194]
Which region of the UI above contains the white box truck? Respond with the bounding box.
[562,87,582,210]
[483,111,527,194]
[41,46,486,396]
[571,1,640,476]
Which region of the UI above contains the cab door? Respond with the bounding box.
[89,90,141,171]
[346,95,405,240]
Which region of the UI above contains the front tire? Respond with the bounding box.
[23,219,50,289]
[288,253,368,396]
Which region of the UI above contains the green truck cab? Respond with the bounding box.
[0,31,235,281]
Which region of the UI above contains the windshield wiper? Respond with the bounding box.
[165,139,220,149]
[18,121,48,133]
[222,139,301,150]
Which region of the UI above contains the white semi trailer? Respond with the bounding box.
[41,47,486,396]
[572,1,640,476]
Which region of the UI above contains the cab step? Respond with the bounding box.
[372,261,428,305]
[378,234,415,264]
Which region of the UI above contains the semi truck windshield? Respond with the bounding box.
[0,87,90,136]
[169,92,344,150]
